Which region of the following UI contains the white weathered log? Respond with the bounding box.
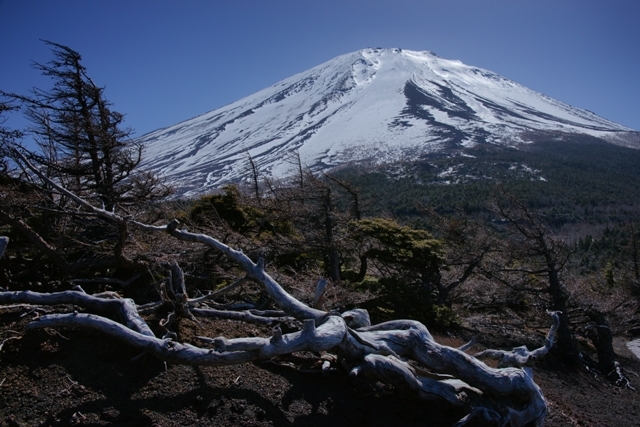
[339,320,547,427]
[341,308,371,328]
[27,312,346,364]
[128,220,548,426]
[0,290,154,337]
[357,319,434,341]
[312,278,328,310]
[350,354,464,406]
[4,279,549,426]
[474,311,560,368]
[207,316,346,358]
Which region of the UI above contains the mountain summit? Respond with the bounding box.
[137,48,636,197]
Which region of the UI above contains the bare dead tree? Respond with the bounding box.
[3,148,146,278]
[322,172,371,281]
[322,171,364,221]
[256,166,348,283]
[3,41,171,211]
[488,186,580,364]
[244,150,261,202]
[421,207,496,306]
[0,43,172,288]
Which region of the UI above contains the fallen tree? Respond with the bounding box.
[0,235,554,426]
[0,149,556,427]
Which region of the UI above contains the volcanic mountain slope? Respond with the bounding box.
[137,48,637,197]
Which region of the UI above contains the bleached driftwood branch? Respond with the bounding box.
[26,312,346,366]
[312,278,328,310]
[0,290,154,337]
[135,219,327,323]
[474,311,560,368]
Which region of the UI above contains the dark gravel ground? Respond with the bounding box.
[1,306,639,427]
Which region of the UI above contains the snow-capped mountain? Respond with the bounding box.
[137,48,637,197]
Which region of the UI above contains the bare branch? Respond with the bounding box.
[475,311,560,367]
[135,219,327,322]
[187,276,250,305]
[0,290,153,337]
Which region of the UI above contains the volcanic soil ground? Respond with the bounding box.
[1,306,639,427]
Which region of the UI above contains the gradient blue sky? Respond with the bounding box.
[1,0,638,137]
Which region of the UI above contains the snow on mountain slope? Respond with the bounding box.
[137,48,635,197]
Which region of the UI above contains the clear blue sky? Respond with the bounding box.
[1,0,638,137]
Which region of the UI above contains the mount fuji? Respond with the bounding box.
[137,48,638,197]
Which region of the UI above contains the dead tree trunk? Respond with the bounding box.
[323,187,341,283]
[584,309,628,386]
[493,187,581,364]
[545,255,580,363]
